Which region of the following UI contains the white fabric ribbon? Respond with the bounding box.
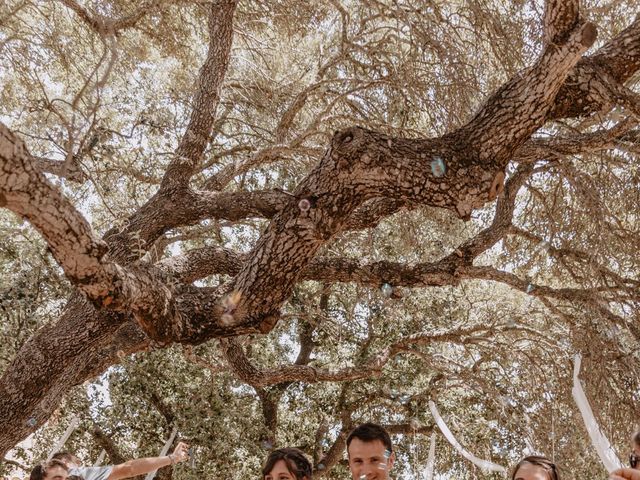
[94,450,106,466]
[572,354,623,472]
[429,401,506,474]
[424,432,436,480]
[47,416,80,461]
[144,425,178,480]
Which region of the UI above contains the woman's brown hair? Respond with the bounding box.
[262,447,312,479]
[511,455,559,480]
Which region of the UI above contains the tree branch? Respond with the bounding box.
[2,457,29,472]
[0,123,109,290]
[91,425,127,465]
[220,325,500,388]
[543,0,581,46]
[32,156,87,182]
[55,0,182,35]
[3,3,640,460]
[550,15,640,119]
[160,0,237,190]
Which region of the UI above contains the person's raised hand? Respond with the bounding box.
[610,468,640,480]
[169,442,190,464]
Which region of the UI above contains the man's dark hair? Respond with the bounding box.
[346,422,393,454]
[51,452,81,465]
[30,459,69,480]
[261,447,312,480]
[511,456,559,480]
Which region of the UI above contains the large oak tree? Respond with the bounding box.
[1,0,639,477]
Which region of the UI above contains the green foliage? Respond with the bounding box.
[1,0,640,479]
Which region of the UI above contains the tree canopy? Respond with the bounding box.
[1,0,639,478]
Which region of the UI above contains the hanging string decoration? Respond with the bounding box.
[428,401,506,474]
[47,416,80,461]
[94,450,107,467]
[144,426,178,480]
[424,432,436,480]
[572,354,623,473]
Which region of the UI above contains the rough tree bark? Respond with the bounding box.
[1,0,639,458]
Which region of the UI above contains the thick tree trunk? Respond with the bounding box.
[0,0,239,456]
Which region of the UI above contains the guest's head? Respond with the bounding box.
[30,460,69,480]
[262,447,312,480]
[511,456,559,480]
[51,452,82,469]
[346,423,394,480]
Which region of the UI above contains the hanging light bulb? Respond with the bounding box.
[380,283,393,298]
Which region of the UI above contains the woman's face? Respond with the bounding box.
[264,459,301,480]
[513,463,550,480]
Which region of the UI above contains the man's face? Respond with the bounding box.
[43,466,69,480]
[347,438,394,480]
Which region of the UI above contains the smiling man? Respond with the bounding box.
[346,423,395,480]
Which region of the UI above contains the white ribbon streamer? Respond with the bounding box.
[424,432,436,480]
[47,416,80,461]
[572,354,623,472]
[429,401,506,474]
[143,426,178,480]
[94,450,106,466]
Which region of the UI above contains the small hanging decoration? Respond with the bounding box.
[380,283,393,298]
[431,157,446,177]
[298,198,311,212]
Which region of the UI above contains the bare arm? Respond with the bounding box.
[107,442,189,480]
